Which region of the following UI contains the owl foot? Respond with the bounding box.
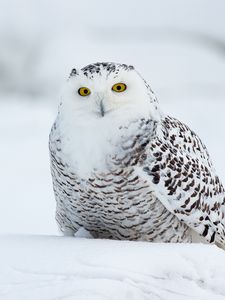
[74,227,94,239]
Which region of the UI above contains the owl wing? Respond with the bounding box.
[140,116,225,245]
[49,119,81,234]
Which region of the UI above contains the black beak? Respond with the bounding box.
[100,100,105,117]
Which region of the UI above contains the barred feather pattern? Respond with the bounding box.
[144,116,225,246]
[49,115,225,244]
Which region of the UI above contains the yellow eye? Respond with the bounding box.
[112,83,127,93]
[78,87,91,96]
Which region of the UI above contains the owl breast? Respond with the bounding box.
[50,118,193,242]
[53,164,192,242]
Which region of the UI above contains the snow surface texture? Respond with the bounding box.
[1,235,225,300]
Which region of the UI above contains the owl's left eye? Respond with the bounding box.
[112,83,127,93]
[78,87,91,96]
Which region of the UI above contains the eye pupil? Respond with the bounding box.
[116,85,121,90]
[84,89,88,94]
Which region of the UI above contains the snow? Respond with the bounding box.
[0,98,57,235]
[0,0,225,98]
[0,0,225,298]
[1,236,225,300]
[1,97,225,300]
[1,96,225,236]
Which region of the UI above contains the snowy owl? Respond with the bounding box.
[49,62,225,247]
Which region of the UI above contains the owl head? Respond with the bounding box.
[60,62,161,127]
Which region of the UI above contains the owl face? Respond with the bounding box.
[61,63,160,126]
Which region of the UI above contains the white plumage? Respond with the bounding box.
[49,62,225,246]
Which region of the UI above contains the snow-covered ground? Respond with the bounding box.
[0,98,57,235]
[1,96,224,236]
[0,0,225,299]
[1,95,225,300]
[1,235,225,300]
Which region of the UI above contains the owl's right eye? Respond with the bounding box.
[78,87,91,96]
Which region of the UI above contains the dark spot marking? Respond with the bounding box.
[202,225,209,237]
